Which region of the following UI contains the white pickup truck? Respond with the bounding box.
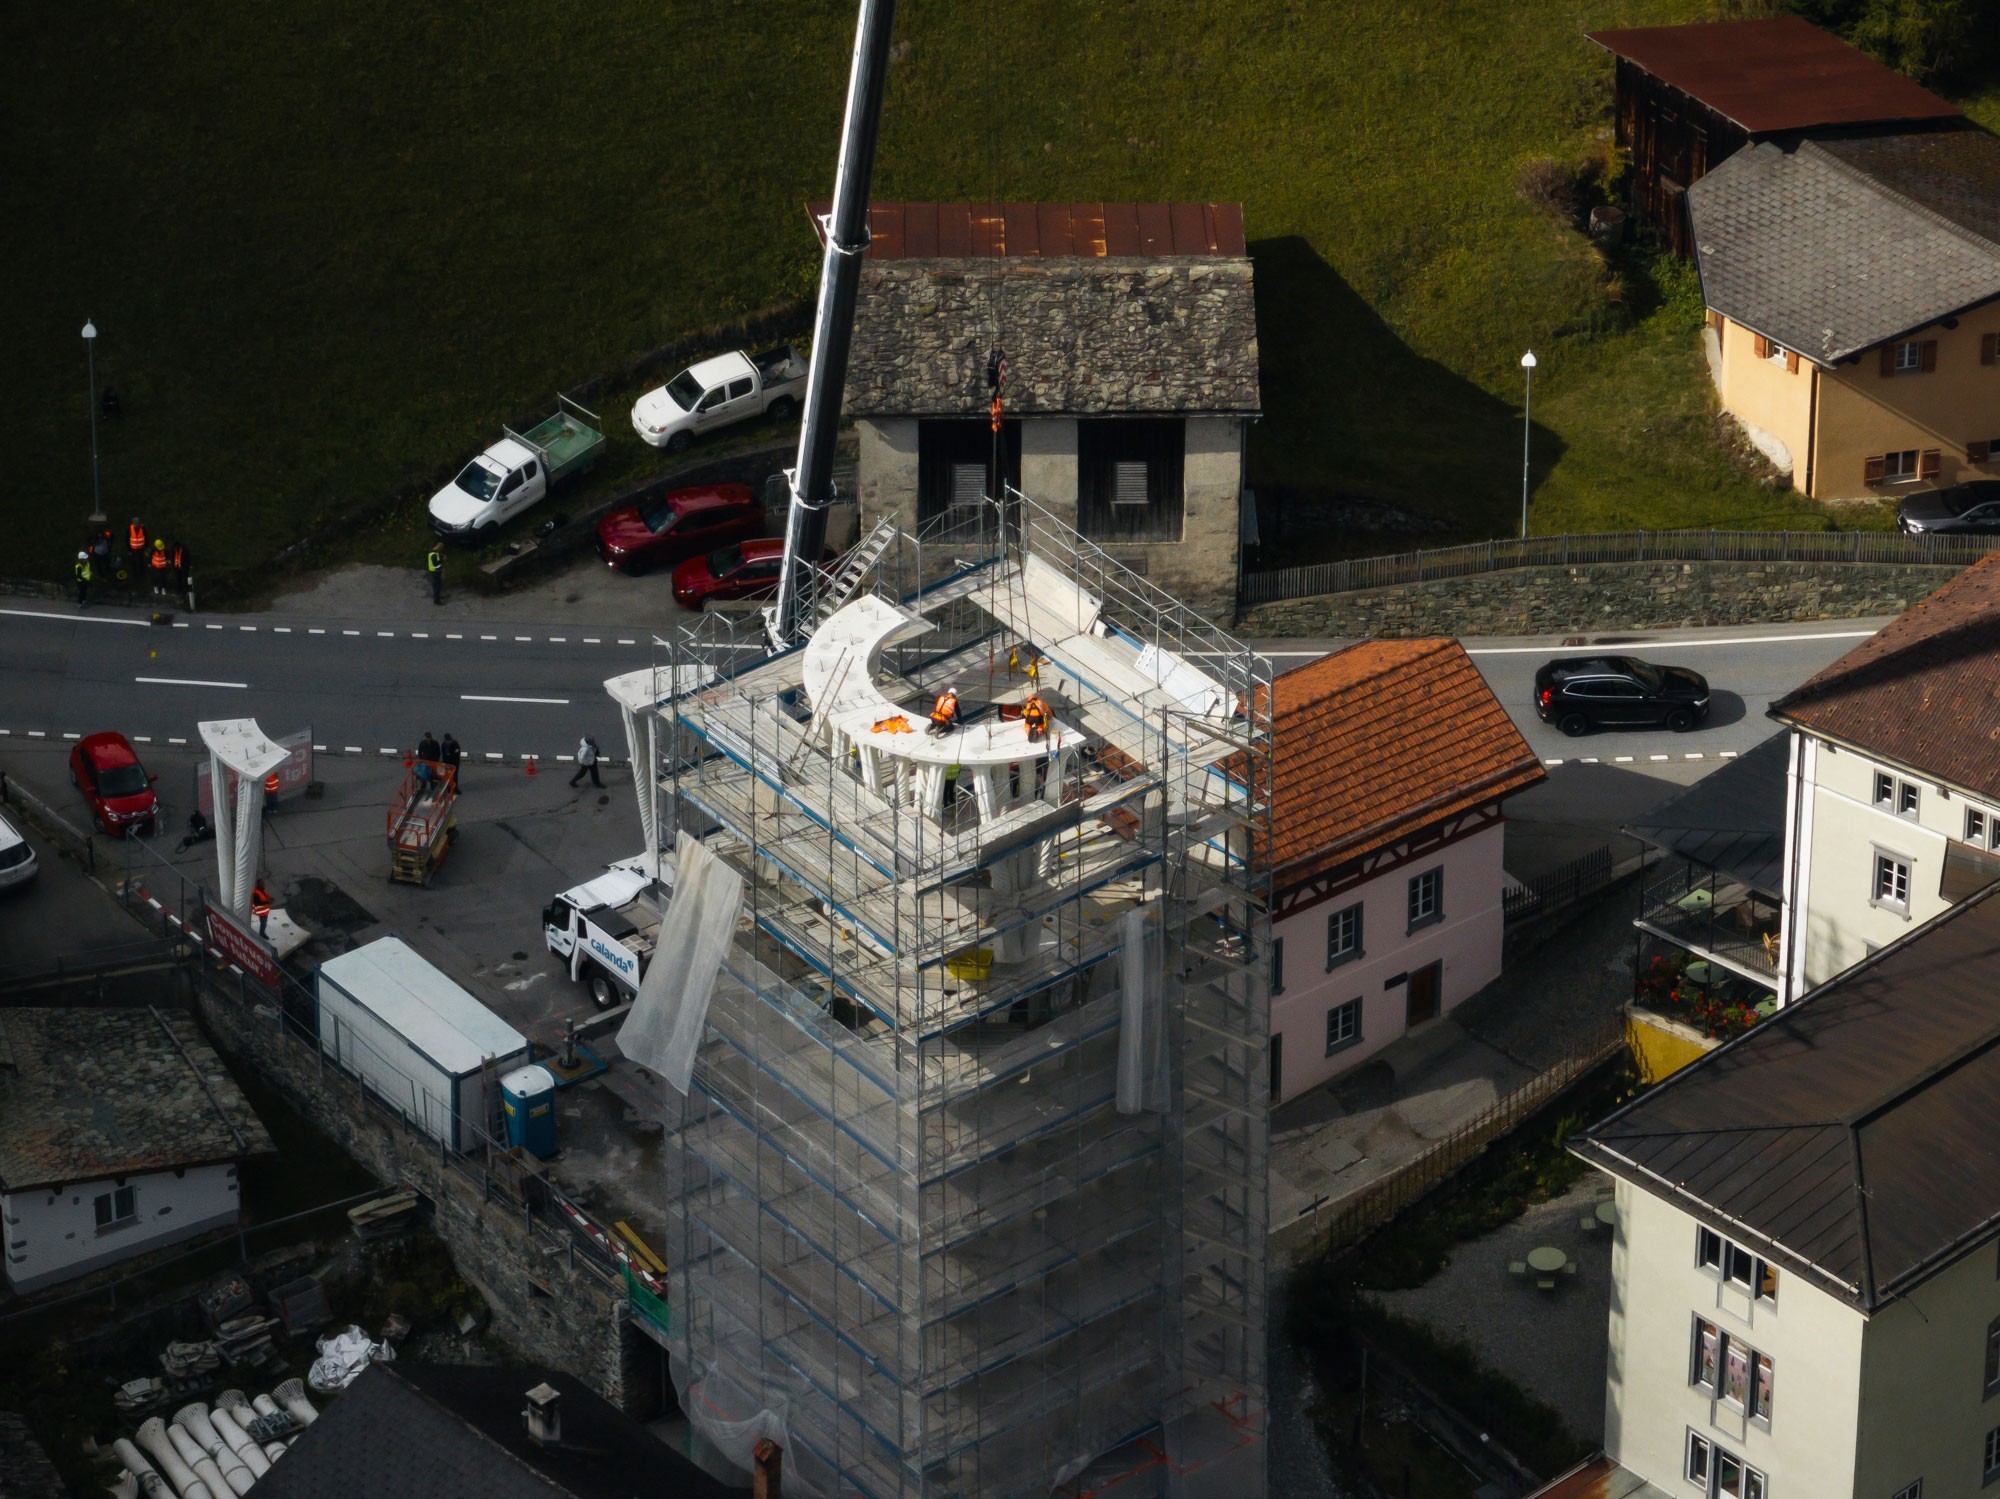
[542,857,673,1009]
[428,396,605,539]
[630,346,808,453]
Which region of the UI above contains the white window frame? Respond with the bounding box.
[1696,1226,1779,1303]
[1872,847,1913,916]
[1326,902,1362,970]
[1969,808,1988,845]
[1685,1429,1712,1487]
[1325,998,1362,1056]
[1986,1316,2000,1399]
[1884,448,1921,480]
[1766,339,1790,365]
[94,1183,137,1231]
[1986,1423,2000,1484]
[1891,1481,1922,1499]
[1407,867,1443,933]
[1894,340,1923,372]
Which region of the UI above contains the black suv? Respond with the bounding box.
[1533,655,1710,737]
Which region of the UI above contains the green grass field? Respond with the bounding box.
[10,1,1919,595]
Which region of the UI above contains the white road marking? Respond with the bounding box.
[313,744,326,751]
[447,633,463,640]
[344,746,363,754]
[485,752,504,760]
[1465,628,1878,657]
[1614,755,1634,762]
[462,694,570,705]
[515,635,532,642]
[343,629,360,636]
[412,632,428,639]
[273,626,291,633]
[239,625,255,632]
[61,732,79,740]
[481,634,497,641]
[206,623,224,631]
[173,621,189,629]
[377,631,394,638]
[169,737,188,745]
[135,676,248,689]
[1650,754,1669,761]
[617,639,636,646]
[549,636,566,643]
[309,628,326,635]
[27,731,44,738]
[134,736,151,743]
[584,637,601,644]
[379,747,396,755]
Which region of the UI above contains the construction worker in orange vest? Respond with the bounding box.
[928,688,960,737]
[148,538,172,597]
[1021,693,1050,743]
[127,517,147,555]
[251,878,273,937]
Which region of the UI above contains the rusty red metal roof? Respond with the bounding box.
[806,202,1246,259]
[1587,16,1959,135]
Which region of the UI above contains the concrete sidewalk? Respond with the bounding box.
[1268,877,1641,1262]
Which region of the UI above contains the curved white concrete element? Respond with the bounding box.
[196,718,292,916]
[803,594,1077,821]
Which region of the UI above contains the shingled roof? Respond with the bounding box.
[1770,550,2000,798]
[1687,130,2000,365]
[816,203,1260,419]
[1576,881,2000,1311]
[1267,639,1544,889]
[0,1008,274,1192]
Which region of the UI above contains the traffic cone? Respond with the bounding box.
[524,755,538,776]
[403,750,414,768]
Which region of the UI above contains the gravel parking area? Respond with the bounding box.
[1364,1175,1613,1444]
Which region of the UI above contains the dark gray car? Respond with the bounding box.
[1897,480,2000,535]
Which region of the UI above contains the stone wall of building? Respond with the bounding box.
[1240,560,1960,638]
[193,984,665,1418]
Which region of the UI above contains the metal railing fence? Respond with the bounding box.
[1241,528,2000,606]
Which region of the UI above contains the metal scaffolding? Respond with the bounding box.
[632,490,1272,1498]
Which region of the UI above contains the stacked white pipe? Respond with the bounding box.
[174,1405,256,1496]
[206,1401,271,1479]
[111,1438,175,1499]
[133,1418,211,1499]
[216,1391,288,1463]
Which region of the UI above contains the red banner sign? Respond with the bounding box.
[206,904,283,989]
[195,728,314,818]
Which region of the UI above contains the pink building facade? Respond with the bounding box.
[1269,813,1507,1103]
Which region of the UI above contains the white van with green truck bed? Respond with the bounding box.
[428,395,606,538]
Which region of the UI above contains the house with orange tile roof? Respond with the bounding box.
[1266,639,1544,1102]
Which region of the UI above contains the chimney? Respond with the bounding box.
[752,1438,782,1499]
[523,1383,561,1446]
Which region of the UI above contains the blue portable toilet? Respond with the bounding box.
[500,1064,559,1159]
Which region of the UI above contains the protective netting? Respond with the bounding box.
[617,830,743,1092]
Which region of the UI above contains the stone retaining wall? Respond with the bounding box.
[194,982,663,1417]
[1240,560,1961,638]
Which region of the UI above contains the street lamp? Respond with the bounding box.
[1519,350,1537,542]
[82,320,104,523]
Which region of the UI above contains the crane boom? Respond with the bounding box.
[772,0,899,645]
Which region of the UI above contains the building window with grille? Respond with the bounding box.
[1326,903,1362,969]
[1986,1317,2000,1398]
[1872,849,1912,916]
[1270,937,1285,998]
[917,418,1020,526]
[94,1184,137,1231]
[1077,419,1185,542]
[1407,868,1443,932]
[1986,1424,2000,1484]
[1325,998,1362,1056]
[1891,1481,1922,1499]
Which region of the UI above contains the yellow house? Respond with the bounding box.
[1687,129,2000,502]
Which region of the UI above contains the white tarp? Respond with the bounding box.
[1116,905,1170,1115]
[1133,642,1226,718]
[306,1326,393,1392]
[617,830,743,1093]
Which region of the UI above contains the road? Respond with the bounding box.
[0,596,1884,819]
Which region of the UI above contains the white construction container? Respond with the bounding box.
[314,937,528,1153]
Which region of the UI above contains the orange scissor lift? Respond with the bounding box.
[387,760,457,886]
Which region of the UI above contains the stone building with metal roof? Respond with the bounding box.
[0,1006,274,1293]
[1263,638,1543,1100]
[1685,123,2000,501]
[1564,880,2000,1499]
[815,201,1261,617]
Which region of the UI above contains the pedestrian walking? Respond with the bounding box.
[569,735,603,789]
[148,538,172,598]
[74,551,92,608]
[440,732,463,791]
[426,544,444,605]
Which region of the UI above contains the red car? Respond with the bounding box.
[70,732,160,836]
[594,482,764,576]
[672,539,792,610]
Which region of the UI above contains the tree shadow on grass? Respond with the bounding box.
[1244,235,1564,566]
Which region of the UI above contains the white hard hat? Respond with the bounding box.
[77,550,88,559]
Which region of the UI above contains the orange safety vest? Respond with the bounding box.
[251,885,272,917]
[149,547,171,572]
[1021,697,1049,735]
[128,522,147,551]
[263,773,281,795]
[931,691,958,727]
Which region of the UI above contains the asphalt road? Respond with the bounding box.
[0,596,1884,794]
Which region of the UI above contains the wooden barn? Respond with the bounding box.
[1587,16,1960,255]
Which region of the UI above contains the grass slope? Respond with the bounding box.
[10,1,1878,590]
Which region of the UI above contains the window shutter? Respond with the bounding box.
[1865,454,1886,484]
[1970,440,1990,464]
[1753,334,1770,360]
[1921,448,1942,480]
[1921,340,1938,372]
[1880,345,1897,377]
[1707,310,1723,333]
[1785,350,1799,374]
[1983,333,1997,366]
